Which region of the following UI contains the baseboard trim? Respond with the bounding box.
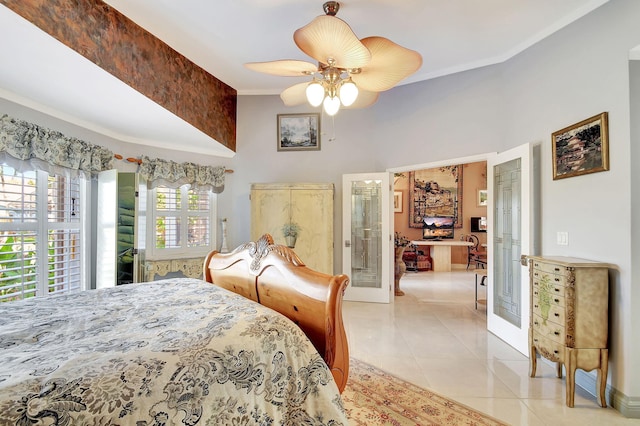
[575,369,640,418]
[538,358,640,418]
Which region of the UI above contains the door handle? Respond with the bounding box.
[345,240,351,247]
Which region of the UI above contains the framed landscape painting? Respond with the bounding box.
[277,113,321,151]
[552,112,609,180]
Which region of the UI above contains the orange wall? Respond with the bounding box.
[394,161,487,265]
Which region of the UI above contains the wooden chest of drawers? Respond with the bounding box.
[525,255,610,408]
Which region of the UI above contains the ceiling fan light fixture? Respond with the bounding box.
[323,95,341,116]
[306,81,325,107]
[245,1,423,114]
[339,79,358,106]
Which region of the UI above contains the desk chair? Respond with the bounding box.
[464,234,487,269]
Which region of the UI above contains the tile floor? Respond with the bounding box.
[342,270,639,425]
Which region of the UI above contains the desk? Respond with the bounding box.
[411,240,473,272]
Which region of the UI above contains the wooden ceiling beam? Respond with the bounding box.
[1,0,236,152]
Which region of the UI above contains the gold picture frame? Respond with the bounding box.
[394,191,403,213]
[552,112,609,180]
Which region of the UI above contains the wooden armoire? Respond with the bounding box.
[250,183,333,274]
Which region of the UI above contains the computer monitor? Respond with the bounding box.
[422,216,454,240]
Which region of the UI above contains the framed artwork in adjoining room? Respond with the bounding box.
[551,112,609,180]
[393,191,403,213]
[277,113,321,151]
[477,189,487,207]
[408,165,462,228]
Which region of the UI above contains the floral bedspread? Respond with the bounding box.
[0,278,347,425]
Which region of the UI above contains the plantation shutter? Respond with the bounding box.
[187,188,210,248]
[47,174,82,295]
[0,167,38,302]
[150,185,214,258]
[0,165,86,302]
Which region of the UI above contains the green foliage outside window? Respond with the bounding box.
[0,235,36,302]
[0,234,65,302]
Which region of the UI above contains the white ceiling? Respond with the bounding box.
[0,0,610,157]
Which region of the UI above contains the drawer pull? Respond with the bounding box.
[554,288,560,292]
[534,304,539,308]
[554,331,560,336]
[554,350,559,354]
[554,313,560,317]
[554,299,560,303]
[554,267,560,272]
[555,278,560,282]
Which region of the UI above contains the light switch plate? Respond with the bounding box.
[557,231,569,246]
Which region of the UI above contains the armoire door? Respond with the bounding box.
[250,183,333,274]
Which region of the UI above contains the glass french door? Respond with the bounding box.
[342,173,393,303]
[486,143,537,356]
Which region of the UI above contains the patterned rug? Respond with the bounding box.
[342,358,509,425]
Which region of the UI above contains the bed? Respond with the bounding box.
[0,234,350,425]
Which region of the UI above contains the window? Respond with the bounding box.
[149,185,215,259]
[0,165,88,302]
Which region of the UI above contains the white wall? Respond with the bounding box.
[232,0,640,411]
[229,66,506,274]
[499,0,638,404]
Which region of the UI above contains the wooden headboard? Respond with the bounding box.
[203,234,350,393]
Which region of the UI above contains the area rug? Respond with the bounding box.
[342,358,509,426]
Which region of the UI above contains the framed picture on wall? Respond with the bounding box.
[277,113,321,151]
[551,112,609,180]
[394,191,403,213]
[477,189,487,207]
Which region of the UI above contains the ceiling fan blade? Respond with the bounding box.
[351,36,423,92]
[280,82,309,106]
[343,90,379,109]
[244,60,318,77]
[294,15,371,69]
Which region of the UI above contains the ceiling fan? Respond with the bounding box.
[244,1,423,116]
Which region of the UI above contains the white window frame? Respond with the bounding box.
[146,185,216,260]
[0,167,90,301]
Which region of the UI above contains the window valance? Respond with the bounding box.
[0,114,114,177]
[139,155,225,193]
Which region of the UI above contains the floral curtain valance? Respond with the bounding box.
[139,156,225,193]
[0,114,114,177]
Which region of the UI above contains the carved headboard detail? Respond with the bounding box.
[203,234,350,392]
